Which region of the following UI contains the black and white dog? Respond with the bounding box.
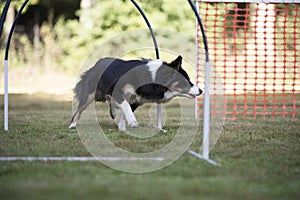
[69,55,202,131]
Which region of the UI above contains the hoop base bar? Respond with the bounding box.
[153,125,168,133]
[0,156,165,162]
[188,150,221,166]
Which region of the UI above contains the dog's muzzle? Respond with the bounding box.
[189,85,203,97]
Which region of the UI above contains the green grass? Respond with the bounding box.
[0,94,299,200]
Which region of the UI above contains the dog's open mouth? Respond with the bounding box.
[179,93,197,99]
[189,94,197,98]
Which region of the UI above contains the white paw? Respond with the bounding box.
[127,119,139,127]
[68,122,77,129]
[118,125,126,132]
[118,116,126,131]
[126,113,139,127]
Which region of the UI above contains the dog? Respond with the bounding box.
[69,55,202,131]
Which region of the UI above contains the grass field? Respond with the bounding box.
[0,94,299,200]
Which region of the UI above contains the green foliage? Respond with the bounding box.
[1,0,198,74]
[3,1,298,76]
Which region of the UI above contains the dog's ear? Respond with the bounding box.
[170,55,182,71]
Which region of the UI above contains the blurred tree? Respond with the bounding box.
[0,0,197,74]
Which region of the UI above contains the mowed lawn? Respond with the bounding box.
[0,94,299,200]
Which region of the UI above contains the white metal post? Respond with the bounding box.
[157,103,162,129]
[195,0,200,119]
[188,0,219,166]
[202,61,210,159]
[4,60,8,131]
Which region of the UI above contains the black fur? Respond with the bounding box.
[70,56,202,129]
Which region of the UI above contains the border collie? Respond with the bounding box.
[69,55,202,131]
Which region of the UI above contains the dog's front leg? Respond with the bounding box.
[119,100,139,128]
[112,98,139,131]
[117,114,126,131]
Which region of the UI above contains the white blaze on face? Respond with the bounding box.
[146,59,163,81]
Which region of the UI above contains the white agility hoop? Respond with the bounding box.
[187,0,220,166]
[2,0,30,131]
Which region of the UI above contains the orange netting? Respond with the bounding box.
[196,1,300,119]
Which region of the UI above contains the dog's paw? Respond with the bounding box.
[118,118,126,131]
[118,126,126,132]
[68,122,77,129]
[128,119,139,127]
[118,126,126,131]
[124,113,139,127]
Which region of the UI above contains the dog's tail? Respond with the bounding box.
[73,57,115,104]
[73,71,95,103]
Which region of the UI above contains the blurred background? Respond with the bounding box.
[0,1,299,101]
[0,0,196,96]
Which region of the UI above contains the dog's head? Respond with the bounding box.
[162,55,202,99]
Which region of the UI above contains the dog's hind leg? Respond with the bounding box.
[69,92,95,129]
[109,102,116,119]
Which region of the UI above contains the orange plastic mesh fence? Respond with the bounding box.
[196,1,300,119]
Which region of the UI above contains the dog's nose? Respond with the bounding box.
[189,85,203,96]
[197,88,203,96]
